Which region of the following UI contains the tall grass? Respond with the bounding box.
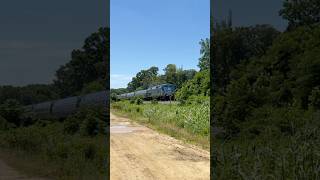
[212,109,320,179]
[111,100,209,149]
[0,107,108,179]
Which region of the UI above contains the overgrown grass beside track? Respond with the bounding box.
[0,107,108,180]
[212,108,320,179]
[111,100,209,149]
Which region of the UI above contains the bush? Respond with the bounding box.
[0,114,108,178]
[151,99,158,104]
[64,115,81,135]
[0,115,14,131]
[135,97,143,105]
[80,113,99,137]
[309,86,320,109]
[64,107,107,136]
[175,70,210,101]
[0,99,24,126]
[111,93,118,102]
[186,95,209,105]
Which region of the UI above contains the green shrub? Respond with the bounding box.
[0,118,108,178]
[0,99,24,127]
[80,113,99,137]
[64,115,81,135]
[151,99,158,104]
[135,97,143,105]
[0,115,14,131]
[309,86,320,109]
[64,107,107,136]
[186,95,209,105]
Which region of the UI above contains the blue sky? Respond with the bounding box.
[0,0,107,86]
[111,0,210,88]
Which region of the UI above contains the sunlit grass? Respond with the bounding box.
[111,100,210,149]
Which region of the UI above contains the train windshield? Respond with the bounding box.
[163,85,175,92]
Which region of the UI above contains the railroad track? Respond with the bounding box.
[143,101,179,104]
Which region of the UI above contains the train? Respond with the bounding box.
[24,90,108,119]
[116,83,176,100]
[25,84,175,119]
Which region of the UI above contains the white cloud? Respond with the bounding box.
[110,74,133,89]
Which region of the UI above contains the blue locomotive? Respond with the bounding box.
[117,83,176,100]
[24,90,108,119]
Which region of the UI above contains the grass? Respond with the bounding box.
[212,108,320,179]
[0,107,108,180]
[111,100,210,150]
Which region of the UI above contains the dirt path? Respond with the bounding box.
[0,159,47,180]
[110,113,210,180]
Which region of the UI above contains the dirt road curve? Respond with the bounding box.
[0,159,46,180]
[110,113,210,180]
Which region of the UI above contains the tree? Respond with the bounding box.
[176,69,197,89]
[212,24,279,93]
[54,27,109,97]
[198,39,210,71]
[175,69,210,100]
[213,25,320,134]
[164,64,177,84]
[0,99,24,127]
[80,81,105,95]
[127,66,159,91]
[279,0,320,29]
[0,85,59,105]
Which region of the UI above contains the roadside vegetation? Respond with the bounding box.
[0,102,108,179]
[0,27,109,179]
[112,98,209,149]
[212,1,320,178]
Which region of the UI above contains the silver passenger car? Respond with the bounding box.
[80,90,108,108]
[135,90,147,99]
[33,101,52,118]
[51,96,79,118]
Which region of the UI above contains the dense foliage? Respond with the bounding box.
[175,69,210,101]
[54,27,109,97]
[0,84,59,105]
[213,24,320,135]
[280,0,320,30]
[0,107,108,179]
[212,1,320,178]
[125,64,197,92]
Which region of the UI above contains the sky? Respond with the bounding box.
[110,0,210,89]
[0,0,108,86]
[213,0,287,31]
[111,0,287,89]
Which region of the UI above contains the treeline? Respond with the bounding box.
[0,27,109,106]
[212,0,320,135]
[212,0,320,178]
[111,38,210,101]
